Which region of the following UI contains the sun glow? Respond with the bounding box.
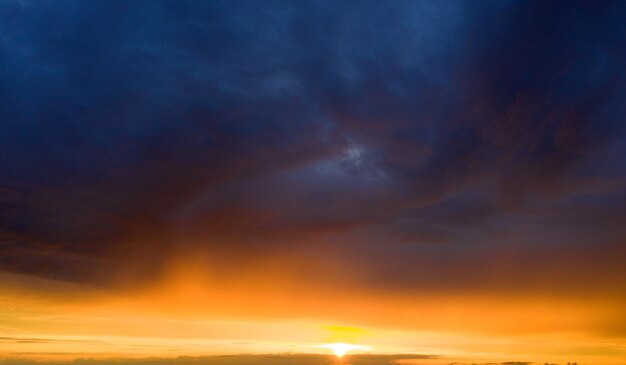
[322,343,369,357]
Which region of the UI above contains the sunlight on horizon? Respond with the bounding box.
[320,343,371,358]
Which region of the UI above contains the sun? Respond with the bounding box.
[321,343,369,357]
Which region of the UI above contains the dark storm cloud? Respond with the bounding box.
[1,0,625,300]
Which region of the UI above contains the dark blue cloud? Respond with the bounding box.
[0,0,625,300]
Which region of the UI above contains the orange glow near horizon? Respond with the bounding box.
[1,270,626,364]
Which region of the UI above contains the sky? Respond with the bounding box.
[1,0,626,364]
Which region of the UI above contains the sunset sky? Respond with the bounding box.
[1,1,626,364]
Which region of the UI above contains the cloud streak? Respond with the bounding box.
[0,0,626,355]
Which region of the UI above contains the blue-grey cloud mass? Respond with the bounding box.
[1,0,625,306]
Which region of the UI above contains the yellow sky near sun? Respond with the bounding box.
[1,271,626,364]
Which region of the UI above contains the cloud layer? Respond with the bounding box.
[1,0,626,338]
